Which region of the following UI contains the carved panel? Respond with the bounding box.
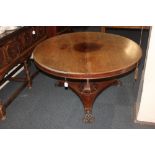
[16,32,26,52]
[4,39,20,63]
[32,27,46,43]
[24,28,33,48]
[36,26,46,39]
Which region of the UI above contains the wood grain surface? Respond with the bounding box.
[33,32,142,79]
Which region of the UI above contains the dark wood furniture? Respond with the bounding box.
[101,26,150,32]
[0,26,57,120]
[33,32,142,123]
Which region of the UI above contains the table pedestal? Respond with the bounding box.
[56,79,119,123]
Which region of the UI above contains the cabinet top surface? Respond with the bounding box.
[33,32,142,79]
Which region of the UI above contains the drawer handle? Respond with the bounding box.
[32,30,36,35]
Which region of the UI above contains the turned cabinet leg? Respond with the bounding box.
[23,60,32,89]
[0,101,6,120]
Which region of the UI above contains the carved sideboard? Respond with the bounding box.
[0,26,57,120]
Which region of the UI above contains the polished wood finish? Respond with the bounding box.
[34,32,142,79]
[34,32,142,122]
[46,26,57,38]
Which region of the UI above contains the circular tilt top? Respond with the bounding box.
[33,32,142,79]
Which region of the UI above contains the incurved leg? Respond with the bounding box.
[0,101,6,120]
[69,79,119,123]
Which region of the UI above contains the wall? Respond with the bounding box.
[137,27,155,123]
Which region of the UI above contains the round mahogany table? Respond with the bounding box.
[33,32,142,123]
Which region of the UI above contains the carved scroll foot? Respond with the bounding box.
[83,110,95,123]
[0,103,6,121]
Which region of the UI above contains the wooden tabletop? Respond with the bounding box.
[33,32,142,79]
